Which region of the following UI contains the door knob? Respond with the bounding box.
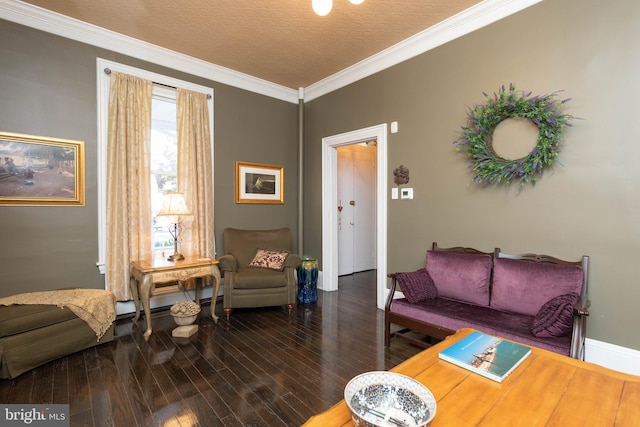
[349,200,355,206]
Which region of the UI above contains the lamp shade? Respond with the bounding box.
[157,192,193,221]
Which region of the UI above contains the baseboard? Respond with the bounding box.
[116,286,215,316]
[585,338,640,376]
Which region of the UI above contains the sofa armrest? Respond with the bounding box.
[574,299,591,317]
[218,254,237,273]
[284,253,302,269]
[570,298,591,360]
[385,273,399,311]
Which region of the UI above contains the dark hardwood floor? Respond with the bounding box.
[0,271,426,426]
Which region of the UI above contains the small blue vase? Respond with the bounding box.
[298,258,318,304]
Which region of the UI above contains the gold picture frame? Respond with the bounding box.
[235,161,284,204]
[0,131,85,206]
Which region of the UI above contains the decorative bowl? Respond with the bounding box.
[170,300,201,326]
[344,371,436,427]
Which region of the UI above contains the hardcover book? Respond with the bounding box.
[438,331,531,383]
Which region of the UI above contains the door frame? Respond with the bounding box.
[321,123,388,309]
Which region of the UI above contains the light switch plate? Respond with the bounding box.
[391,188,398,199]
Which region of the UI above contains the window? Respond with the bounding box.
[151,92,178,259]
[96,58,214,275]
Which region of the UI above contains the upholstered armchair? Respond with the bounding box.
[218,228,301,319]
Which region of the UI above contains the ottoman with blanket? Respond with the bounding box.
[0,289,116,379]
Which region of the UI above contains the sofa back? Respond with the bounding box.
[223,228,292,268]
[425,243,588,317]
[426,243,493,307]
[491,251,587,316]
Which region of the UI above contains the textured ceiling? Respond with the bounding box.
[20,0,482,89]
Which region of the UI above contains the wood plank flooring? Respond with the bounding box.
[0,271,426,426]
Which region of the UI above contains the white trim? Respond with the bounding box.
[304,0,543,101]
[116,286,221,316]
[585,338,640,376]
[95,58,215,279]
[1,0,541,103]
[0,0,297,103]
[321,124,388,309]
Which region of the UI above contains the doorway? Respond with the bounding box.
[337,142,377,276]
[321,124,388,309]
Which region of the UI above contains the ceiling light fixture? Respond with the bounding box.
[312,0,364,17]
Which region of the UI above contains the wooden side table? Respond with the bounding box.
[129,256,220,340]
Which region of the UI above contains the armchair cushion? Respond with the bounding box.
[234,268,289,289]
[249,249,290,271]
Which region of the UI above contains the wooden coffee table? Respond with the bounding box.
[130,256,220,340]
[304,328,640,426]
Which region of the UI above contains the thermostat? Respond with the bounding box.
[400,188,413,199]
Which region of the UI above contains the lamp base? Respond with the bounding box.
[167,252,185,262]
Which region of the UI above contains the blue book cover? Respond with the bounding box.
[438,331,531,382]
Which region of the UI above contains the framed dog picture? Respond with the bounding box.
[0,131,85,206]
[235,161,283,204]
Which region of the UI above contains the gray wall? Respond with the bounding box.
[0,20,298,296]
[304,0,640,350]
[2,0,639,351]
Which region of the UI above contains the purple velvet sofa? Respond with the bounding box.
[385,242,590,360]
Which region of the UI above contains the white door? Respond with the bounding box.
[337,143,377,276]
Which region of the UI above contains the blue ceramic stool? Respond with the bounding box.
[298,258,318,304]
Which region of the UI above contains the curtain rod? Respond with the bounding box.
[104,68,212,99]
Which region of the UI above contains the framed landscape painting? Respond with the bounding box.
[235,161,284,204]
[0,131,85,206]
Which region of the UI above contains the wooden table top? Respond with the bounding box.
[303,328,640,427]
[131,256,218,273]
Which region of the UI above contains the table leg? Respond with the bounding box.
[211,265,221,324]
[139,274,153,340]
[130,275,141,323]
[194,278,201,303]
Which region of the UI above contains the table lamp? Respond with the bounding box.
[156,192,193,261]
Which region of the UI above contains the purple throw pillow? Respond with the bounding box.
[531,293,579,338]
[395,269,438,304]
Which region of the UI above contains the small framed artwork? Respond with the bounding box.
[0,131,85,206]
[236,161,284,204]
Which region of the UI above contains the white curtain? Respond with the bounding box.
[176,88,215,259]
[106,72,152,301]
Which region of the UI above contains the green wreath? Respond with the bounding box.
[453,84,574,189]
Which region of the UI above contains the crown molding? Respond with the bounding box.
[304,0,543,102]
[1,0,542,104]
[0,0,299,103]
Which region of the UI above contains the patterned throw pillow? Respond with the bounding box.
[249,249,289,271]
[395,268,438,304]
[531,292,579,337]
